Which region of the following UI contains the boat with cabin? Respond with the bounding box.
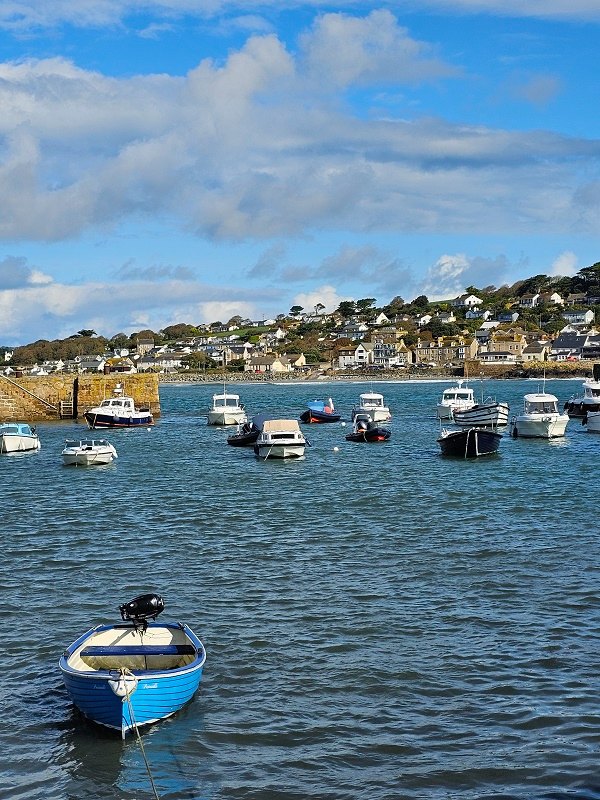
[207,391,247,426]
[351,392,391,422]
[563,373,600,418]
[227,412,273,447]
[84,385,153,429]
[583,410,600,433]
[436,380,475,420]
[0,422,41,453]
[59,593,206,738]
[510,392,569,438]
[253,419,307,459]
[62,438,118,466]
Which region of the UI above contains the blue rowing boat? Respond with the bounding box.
[300,398,341,423]
[59,594,206,738]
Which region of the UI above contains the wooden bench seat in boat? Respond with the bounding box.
[79,643,197,671]
[81,644,196,657]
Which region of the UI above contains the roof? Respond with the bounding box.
[262,419,301,432]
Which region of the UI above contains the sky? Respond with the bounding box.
[0,1,599,345]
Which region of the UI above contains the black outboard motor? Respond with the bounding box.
[119,593,165,630]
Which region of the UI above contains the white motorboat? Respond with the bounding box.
[253,419,307,459]
[452,399,510,428]
[436,380,475,420]
[564,376,600,418]
[0,422,41,453]
[351,392,392,422]
[207,392,247,426]
[584,410,600,433]
[511,392,569,438]
[84,385,153,429]
[62,438,118,466]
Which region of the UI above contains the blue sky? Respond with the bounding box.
[0,1,599,345]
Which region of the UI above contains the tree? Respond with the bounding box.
[289,305,304,317]
[355,298,376,314]
[181,351,213,370]
[77,329,96,337]
[411,295,429,309]
[227,315,244,329]
[314,302,326,316]
[337,300,356,317]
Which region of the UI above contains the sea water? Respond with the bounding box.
[1,378,599,800]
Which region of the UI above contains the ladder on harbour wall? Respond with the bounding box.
[59,399,74,418]
[0,374,61,420]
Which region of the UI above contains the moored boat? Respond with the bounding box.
[84,385,153,429]
[510,392,569,438]
[300,398,341,424]
[59,593,206,738]
[583,410,600,433]
[436,380,475,420]
[62,438,118,466]
[227,412,273,447]
[564,375,600,418]
[253,419,307,459]
[207,391,247,426]
[437,427,502,458]
[345,413,391,443]
[452,399,509,428]
[0,422,41,453]
[351,392,391,422]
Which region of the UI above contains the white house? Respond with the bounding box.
[450,294,483,308]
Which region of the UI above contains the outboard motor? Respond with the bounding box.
[119,593,165,630]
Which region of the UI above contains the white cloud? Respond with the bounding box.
[291,285,352,314]
[549,250,578,276]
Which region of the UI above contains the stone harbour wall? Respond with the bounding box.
[0,373,161,422]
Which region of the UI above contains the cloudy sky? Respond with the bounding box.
[0,1,599,344]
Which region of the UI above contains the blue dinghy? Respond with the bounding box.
[300,398,341,424]
[59,593,206,738]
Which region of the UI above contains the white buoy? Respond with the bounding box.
[333,446,339,452]
[340,422,346,427]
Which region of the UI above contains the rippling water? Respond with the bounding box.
[2,378,600,800]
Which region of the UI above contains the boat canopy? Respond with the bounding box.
[212,394,241,407]
[523,393,559,413]
[262,419,301,433]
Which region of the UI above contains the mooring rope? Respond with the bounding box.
[121,668,161,800]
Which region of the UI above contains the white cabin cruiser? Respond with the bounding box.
[511,392,569,439]
[253,419,307,459]
[207,392,247,426]
[62,438,118,466]
[564,376,600,418]
[351,392,392,422]
[436,380,475,420]
[0,422,41,453]
[84,385,153,429]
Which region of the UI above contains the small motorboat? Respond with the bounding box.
[436,380,475,420]
[584,410,600,433]
[253,419,307,459]
[84,385,153,429]
[300,398,341,424]
[345,413,391,442]
[207,391,247,426]
[351,392,391,422]
[437,427,502,458]
[564,375,600,418]
[510,392,569,438]
[0,422,41,453]
[59,593,206,738]
[62,438,118,466]
[226,412,272,447]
